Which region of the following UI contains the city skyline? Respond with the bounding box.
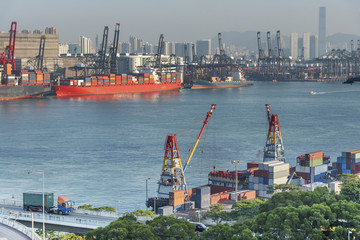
[1,0,359,45]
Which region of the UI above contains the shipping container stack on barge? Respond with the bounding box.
[0,22,52,101]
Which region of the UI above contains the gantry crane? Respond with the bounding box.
[155,34,164,72]
[36,35,46,71]
[263,104,286,162]
[109,23,120,74]
[0,21,17,70]
[152,104,216,209]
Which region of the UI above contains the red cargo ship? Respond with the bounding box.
[55,72,181,97]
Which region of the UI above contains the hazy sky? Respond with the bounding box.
[1,0,359,44]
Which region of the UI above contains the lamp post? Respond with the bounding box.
[348,230,352,240]
[231,160,240,202]
[145,178,150,210]
[28,171,45,240]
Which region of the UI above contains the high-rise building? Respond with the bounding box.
[129,36,137,53]
[33,30,43,34]
[121,42,131,53]
[290,32,298,60]
[68,44,81,54]
[169,42,176,55]
[303,32,310,61]
[137,39,144,53]
[143,42,153,54]
[45,27,57,35]
[318,7,326,56]
[79,36,92,54]
[59,43,69,55]
[196,40,211,56]
[310,35,319,59]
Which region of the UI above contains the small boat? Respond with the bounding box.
[309,91,316,95]
[272,80,278,82]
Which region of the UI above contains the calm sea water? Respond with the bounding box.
[0,81,359,212]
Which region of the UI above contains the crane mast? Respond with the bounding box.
[36,35,46,71]
[110,23,120,74]
[155,34,164,72]
[266,31,272,58]
[0,21,17,70]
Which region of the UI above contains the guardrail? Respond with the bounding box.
[0,199,22,207]
[0,216,41,240]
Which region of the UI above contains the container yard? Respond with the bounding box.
[147,103,359,217]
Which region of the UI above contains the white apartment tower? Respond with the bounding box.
[303,32,310,60]
[79,36,92,54]
[290,32,298,60]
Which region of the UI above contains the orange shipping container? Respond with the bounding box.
[305,151,324,161]
[238,190,256,200]
[210,194,221,205]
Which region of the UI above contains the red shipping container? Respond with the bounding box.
[247,161,259,169]
[263,170,269,178]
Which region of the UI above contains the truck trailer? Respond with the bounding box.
[23,192,73,215]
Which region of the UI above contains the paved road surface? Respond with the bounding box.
[0,223,30,240]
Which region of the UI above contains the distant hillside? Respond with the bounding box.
[211,31,360,54]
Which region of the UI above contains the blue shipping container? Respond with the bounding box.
[249,182,254,190]
[263,177,269,185]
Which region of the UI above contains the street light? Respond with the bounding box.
[348,230,352,240]
[231,160,241,202]
[145,178,150,210]
[28,171,45,240]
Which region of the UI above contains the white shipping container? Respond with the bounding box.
[271,170,290,179]
[271,163,290,172]
[254,176,259,184]
[273,177,288,185]
[254,183,259,191]
[249,175,254,183]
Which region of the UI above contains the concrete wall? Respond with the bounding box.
[0,33,59,58]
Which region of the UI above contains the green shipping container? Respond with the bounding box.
[308,158,323,167]
[23,192,54,207]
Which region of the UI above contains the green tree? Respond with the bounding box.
[340,177,360,203]
[206,204,224,224]
[230,198,264,221]
[86,215,158,240]
[200,223,236,240]
[146,215,196,239]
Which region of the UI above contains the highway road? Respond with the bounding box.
[0,222,31,240]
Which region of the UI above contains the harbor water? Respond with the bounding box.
[0,81,359,212]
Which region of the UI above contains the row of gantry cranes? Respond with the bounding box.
[246,30,360,81]
[146,103,286,210]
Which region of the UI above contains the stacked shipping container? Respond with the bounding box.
[60,72,181,87]
[333,150,360,174]
[294,151,329,183]
[249,161,290,198]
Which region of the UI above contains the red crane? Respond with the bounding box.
[0,22,17,70]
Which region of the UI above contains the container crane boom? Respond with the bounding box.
[155,34,164,71]
[0,21,17,69]
[183,104,216,173]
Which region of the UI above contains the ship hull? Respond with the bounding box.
[0,85,52,101]
[191,80,253,89]
[55,82,182,97]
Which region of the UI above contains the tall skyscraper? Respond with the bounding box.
[310,35,319,59]
[290,32,298,60]
[196,40,211,56]
[121,42,131,53]
[129,36,137,53]
[318,7,326,56]
[79,36,92,54]
[303,32,310,60]
[45,27,57,35]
